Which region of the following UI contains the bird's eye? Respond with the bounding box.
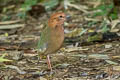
[59,16,63,18]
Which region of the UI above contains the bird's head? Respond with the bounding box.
[48,12,67,28]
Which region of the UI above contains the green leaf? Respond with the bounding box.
[0,54,12,62]
[107,4,114,9]
[17,12,26,19]
[21,0,37,11]
[0,58,12,62]
[93,4,114,17]
[42,0,59,11]
[110,13,118,20]
[101,21,110,33]
[101,24,109,33]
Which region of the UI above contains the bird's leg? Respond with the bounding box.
[37,51,41,63]
[47,55,52,71]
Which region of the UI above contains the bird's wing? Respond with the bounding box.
[37,26,50,52]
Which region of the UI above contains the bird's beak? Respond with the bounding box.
[66,15,71,21]
[63,15,70,27]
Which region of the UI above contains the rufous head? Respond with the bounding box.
[48,12,66,28]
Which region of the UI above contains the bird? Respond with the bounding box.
[37,12,67,71]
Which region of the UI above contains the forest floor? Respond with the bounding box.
[0,0,120,80]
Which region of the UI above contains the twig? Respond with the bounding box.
[0,20,22,25]
[5,65,26,74]
[0,24,25,29]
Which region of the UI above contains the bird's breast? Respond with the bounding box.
[50,26,64,47]
[44,26,64,55]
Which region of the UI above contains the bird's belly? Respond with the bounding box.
[45,32,64,55]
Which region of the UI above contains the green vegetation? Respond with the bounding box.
[0,53,12,62]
